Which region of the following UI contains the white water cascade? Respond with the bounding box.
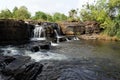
[31,25,46,41]
[73,36,79,40]
[54,30,69,43]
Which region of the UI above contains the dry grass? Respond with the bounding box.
[98,34,119,41]
[78,34,119,41]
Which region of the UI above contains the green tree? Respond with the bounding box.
[68,9,78,21]
[108,0,120,19]
[33,11,47,21]
[0,9,12,19]
[69,9,77,18]
[13,6,31,20]
[46,14,53,22]
[61,14,67,20]
[53,12,67,22]
[80,0,108,22]
[79,0,120,37]
[12,7,18,18]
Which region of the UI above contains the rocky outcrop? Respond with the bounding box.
[42,22,64,38]
[0,19,34,45]
[59,21,84,35]
[84,21,100,34]
[0,55,43,80]
[58,21,100,35]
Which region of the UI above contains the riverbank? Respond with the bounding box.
[78,34,119,41]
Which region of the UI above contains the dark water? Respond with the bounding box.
[0,40,120,80]
[37,40,120,80]
[51,40,120,64]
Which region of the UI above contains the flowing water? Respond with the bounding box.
[0,40,120,80]
[31,25,46,41]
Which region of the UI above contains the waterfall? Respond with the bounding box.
[34,27,43,38]
[31,25,46,41]
[54,29,59,37]
[54,30,68,43]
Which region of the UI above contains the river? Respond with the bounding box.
[0,40,120,80]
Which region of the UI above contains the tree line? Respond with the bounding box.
[0,0,120,38]
[0,6,79,22]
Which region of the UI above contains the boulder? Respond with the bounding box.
[29,41,51,52]
[2,56,31,76]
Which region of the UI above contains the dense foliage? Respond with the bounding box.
[80,0,120,38]
[0,0,120,38]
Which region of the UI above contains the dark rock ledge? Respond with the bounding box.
[0,55,43,80]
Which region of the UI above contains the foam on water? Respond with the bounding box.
[0,45,67,62]
[73,37,79,40]
[50,41,59,46]
[31,37,46,41]
[25,51,67,62]
[0,46,21,56]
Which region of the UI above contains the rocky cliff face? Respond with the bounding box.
[59,21,100,35]
[0,19,34,45]
[84,21,100,34]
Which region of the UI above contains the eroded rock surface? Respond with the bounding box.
[0,19,34,45]
[0,55,43,80]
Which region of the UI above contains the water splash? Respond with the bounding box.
[50,41,59,46]
[0,46,22,56]
[73,37,79,40]
[25,51,67,62]
[31,37,46,41]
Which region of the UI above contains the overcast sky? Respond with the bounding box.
[0,0,95,16]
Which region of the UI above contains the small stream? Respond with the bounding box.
[0,40,120,80]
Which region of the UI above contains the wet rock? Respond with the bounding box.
[40,43,51,50]
[0,55,43,80]
[31,46,40,52]
[29,41,51,52]
[2,56,31,76]
[14,62,43,80]
[0,56,15,71]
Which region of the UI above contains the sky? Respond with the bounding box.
[0,0,95,16]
